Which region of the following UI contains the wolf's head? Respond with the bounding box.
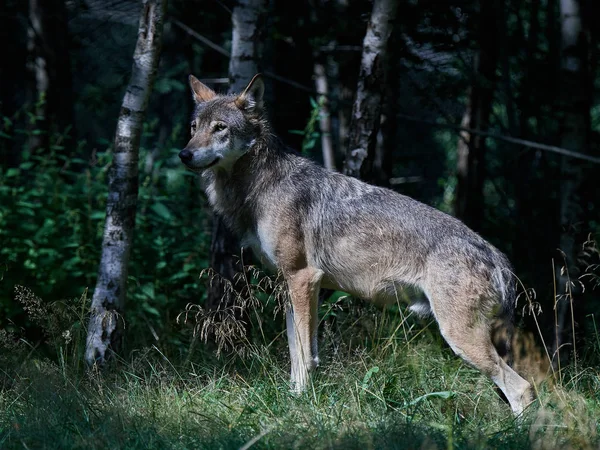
[179,74,265,172]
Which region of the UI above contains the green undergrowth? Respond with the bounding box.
[1,297,599,450]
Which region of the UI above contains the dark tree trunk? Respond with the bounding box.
[373,18,400,188]
[25,0,73,153]
[207,0,267,311]
[455,0,499,231]
[499,2,517,137]
[553,0,592,369]
[85,0,166,367]
[343,0,398,181]
[269,0,313,152]
[518,0,540,137]
[513,0,553,284]
[0,0,28,167]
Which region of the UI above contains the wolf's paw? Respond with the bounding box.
[289,370,310,395]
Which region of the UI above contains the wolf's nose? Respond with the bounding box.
[179,149,193,162]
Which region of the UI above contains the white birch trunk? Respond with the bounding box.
[228,0,267,92]
[313,63,335,171]
[85,0,166,366]
[343,0,397,180]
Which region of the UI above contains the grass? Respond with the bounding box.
[2,271,600,450]
[1,290,599,450]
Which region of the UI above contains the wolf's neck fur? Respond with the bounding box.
[202,128,298,236]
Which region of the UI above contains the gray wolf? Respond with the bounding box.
[178,74,534,415]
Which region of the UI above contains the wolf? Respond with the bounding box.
[179,74,534,415]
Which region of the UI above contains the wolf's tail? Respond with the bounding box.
[491,254,517,365]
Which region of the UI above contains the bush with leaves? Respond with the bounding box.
[0,108,211,353]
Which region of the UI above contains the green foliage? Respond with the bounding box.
[289,97,324,158]
[0,109,210,350]
[0,124,107,318]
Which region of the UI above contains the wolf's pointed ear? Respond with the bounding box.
[235,74,264,112]
[189,75,217,103]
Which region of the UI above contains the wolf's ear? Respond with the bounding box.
[189,75,217,103]
[235,74,264,112]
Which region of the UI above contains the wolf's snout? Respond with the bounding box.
[179,149,193,163]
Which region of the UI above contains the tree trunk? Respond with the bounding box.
[373,17,400,188]
[454,0,499,231]
[313,62,335,171]
[85,0,166,367]
[228,0,267,92]
[0,0,28,167]
[343,0,397,180]
[513,0,546,279]
[207,0,267,311]
[25,0,73,153]
[553,0,591,369]
[499,2,518,137]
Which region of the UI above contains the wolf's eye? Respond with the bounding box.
[213,123,227,133]
[190,122,197,135]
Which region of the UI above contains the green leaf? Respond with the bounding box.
[182,263,197,272]
[141,283,155,300]
[16,201,37,209]
[143,305,161,317]
[90,212,105,220]
[361,366,379,389]
[304,138,317,150]
[151,202,173,221]
[404,391,456,407]
[18,207,35,217]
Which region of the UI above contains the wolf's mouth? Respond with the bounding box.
[201,157,220,169]
[186,157,220,172]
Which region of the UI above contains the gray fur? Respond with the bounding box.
[179,75,534,416]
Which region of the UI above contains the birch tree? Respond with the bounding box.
[343,0,397,180]
[207,0,267,310]
[85,0,166,366]
[313,62,335,171]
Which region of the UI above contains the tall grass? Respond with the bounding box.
[1,273,599,449]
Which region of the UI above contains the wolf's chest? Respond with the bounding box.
[242,220,278,268]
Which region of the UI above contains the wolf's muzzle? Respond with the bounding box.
[179,149,221,169]
[179,149,193,163]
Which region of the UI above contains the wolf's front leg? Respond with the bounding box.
[286,267,323,393]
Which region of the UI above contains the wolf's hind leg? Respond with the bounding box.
[286,267,322,393]
[432,302,534,416]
